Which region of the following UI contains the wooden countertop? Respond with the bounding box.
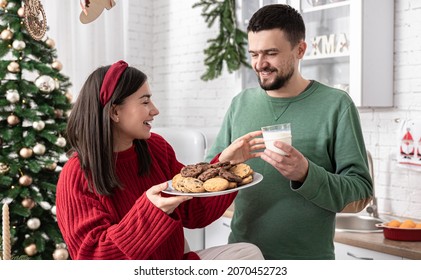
[334,231,421,259]
[223,204,421,259]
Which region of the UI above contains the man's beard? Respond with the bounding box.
[257,67,294,91]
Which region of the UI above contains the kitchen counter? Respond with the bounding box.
[223,204,421,259]
[334,231,421,259]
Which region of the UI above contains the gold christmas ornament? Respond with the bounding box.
[17,6,25,17]
[24,244,37,256]
[6,89,20,103]
[12,39,26,50]
[44,162,57,171]
[35,75,55,93]
[19,147,33,158]
[0,162,10,175]
[19,174,33,186]
[51,60,63,71]
[7,114,20,126]
[33,143,46,155]
[54,109,64,118]
[22,198,36,209]
[0,0,7,9]
[45,37,55,48]
[65,91,73,103]
[27,217,41,230]
[0,28,13,40]
[7,61,20,73]
[23,0,47,41]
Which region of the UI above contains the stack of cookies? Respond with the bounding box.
[172,162,254,193]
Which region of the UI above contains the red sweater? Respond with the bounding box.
[56,133,236,260]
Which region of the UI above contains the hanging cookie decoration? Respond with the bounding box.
[79,0,116,24]
[23,0,47,41]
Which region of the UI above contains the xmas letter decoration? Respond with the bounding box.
[23,0,47,41]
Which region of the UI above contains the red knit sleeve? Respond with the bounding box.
[56,158,185,260]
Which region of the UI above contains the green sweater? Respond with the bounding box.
[205,81,373,260]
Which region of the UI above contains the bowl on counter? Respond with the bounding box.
[376,223,421,241]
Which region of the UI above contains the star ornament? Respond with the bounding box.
[79,0,116,24]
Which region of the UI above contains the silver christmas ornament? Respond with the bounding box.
[27,217,41,230]
[12,40,26,50]
[6,89,19,103]
[33,143,46,155]
[32,120,45,131]
[35,75,55,93]
[55,136,67,147]
[53,243,69,260]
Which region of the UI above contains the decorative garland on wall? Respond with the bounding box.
[193,0,250,81]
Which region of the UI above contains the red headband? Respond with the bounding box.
[99,60,128,106]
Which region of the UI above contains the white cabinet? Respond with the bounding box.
[238,0,394,107]
[205,216,232,248]
[298,0,394,107]
[334,242,402,260]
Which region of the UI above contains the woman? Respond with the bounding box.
[56,60,264,260]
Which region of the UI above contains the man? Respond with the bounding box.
[205,4,373,259]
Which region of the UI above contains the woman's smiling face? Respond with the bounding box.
[111,81,159,151]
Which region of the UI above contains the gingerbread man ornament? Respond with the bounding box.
[79,0,116,24]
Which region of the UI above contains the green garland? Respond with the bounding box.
[193,0,250,81]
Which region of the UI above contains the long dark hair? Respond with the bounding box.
[247,4,305,48]
[66,65,151,195]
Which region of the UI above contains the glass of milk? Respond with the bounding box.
[261,123,292,155]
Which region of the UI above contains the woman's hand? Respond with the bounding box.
[146,183,192,214]
[219,130,265,164]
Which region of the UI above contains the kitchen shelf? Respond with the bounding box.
[301,0,350,13]
[298,0,394,107]
[302,52,349,62]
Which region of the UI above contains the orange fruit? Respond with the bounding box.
[399,219,416,228]
[387,220,401,228]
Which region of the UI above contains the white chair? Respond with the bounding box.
[151,127,207,251]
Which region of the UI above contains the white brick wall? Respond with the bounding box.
[359,0,421,219]
[127,0,421,219]
[149,0,242,128]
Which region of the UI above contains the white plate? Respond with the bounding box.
[162,172,263,197]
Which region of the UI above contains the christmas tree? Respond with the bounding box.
[0,0,71,259]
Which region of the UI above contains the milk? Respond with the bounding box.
[261,123,292,155]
